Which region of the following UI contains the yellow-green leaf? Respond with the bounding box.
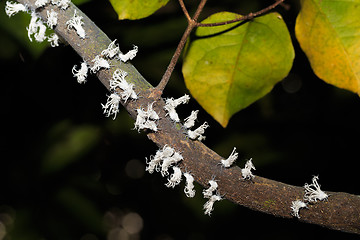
[182,12,294,127]
[109,0,170,20]
[295,0,360,94]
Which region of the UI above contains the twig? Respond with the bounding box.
[195,0,285,27]
[14,0,360,235]
[178,0,192,23]
[155,0,208,96]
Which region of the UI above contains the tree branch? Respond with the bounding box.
[195,0,285,27]
[156,0,207,96]
[17,0,360,235]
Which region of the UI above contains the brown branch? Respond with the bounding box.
[195,0,285,27]
[178,0,192,23]
[155,0,207,96]
[17,0,360,235]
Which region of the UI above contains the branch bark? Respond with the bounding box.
[17,0,360,235]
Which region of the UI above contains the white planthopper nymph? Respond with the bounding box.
[145,146,183,177]
[110,69,138,103]
[66,10,85,39]
[184,110,199,129]
[220,147,238,168]
[145,102,159,121]
[145,145,175,173]
[203,194,222,216]
[46,9,58,28]
[241,158,256,180]
[146,149,166,174]
[101,93,121,120]
[118,45,138,62]
[35,0,49,8]
[134,102,159,132]
[187,122,209,141]
[202,179,218,199]
[102,39,120,59]
[90,55,110,73]
[27,12,47,42]
[72,61,88,84]
[51,0,70,10]
[164,94,190,122]
[303,176,328,203]
[183,172,196,198]
[160,151,183,177]
[34,20,47,42]
[5,1,27,17]
[48,33,60,47]
[291,200,307,218]
[165,166,182,188]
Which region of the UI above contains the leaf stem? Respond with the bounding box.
[195,0,285,27]
[178,0,192,23]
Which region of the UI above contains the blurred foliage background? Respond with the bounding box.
[1,0,360,239]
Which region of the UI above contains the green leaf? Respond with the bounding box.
[295,0,360,95]
[109,0,170,20]
[182,12,294,127]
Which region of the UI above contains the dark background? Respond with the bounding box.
[1,0,360,239]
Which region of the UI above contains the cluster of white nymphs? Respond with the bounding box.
[101,40,138,63]
[183,108,210,141]
[291,176,328,218]
[146,146,182,176]
[134,102,159,132]
[241,158,256,180]
[146,145,175,174]
[66,10,85,39]
[202,179,222,216]
[164,94,190,122]
[95,41,139,118]
[163,94,209,141]
[80,40,138,86]
[101,68,138,119]
[220,147,238,168]
[145,146,196,197]
[111,69,138,103]
[5,0,61,47]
